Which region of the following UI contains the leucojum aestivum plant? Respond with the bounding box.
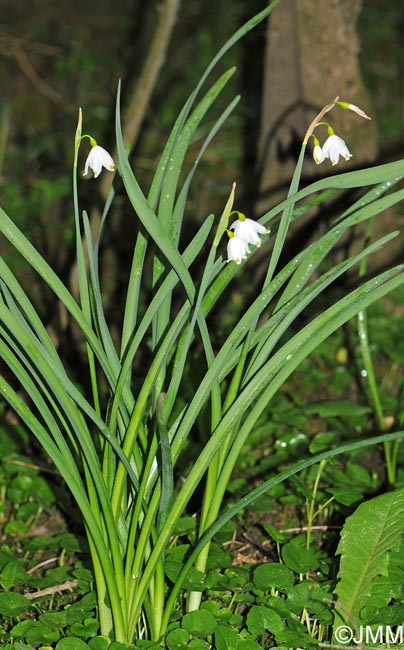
[1,3,404,646]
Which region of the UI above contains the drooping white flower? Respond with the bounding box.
[312,144,323,165]
[229,213,269,247]
[320,134,352,166]
[227,231,250,265]
[84,144,115,178]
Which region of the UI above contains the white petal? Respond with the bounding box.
[321,135,352,166]
[230,218,268,246]
[313,144,323,164]
[83,145,115,178]
[227,236,249,264]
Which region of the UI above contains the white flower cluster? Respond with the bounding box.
[310,101,371,166]
[227,214,269,265]
[313,134,352,166]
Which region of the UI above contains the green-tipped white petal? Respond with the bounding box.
[84,145,115,178]
[227,234,250,264]
[321,134,352,166]
[313,144,323,165]
[229,217,268,247]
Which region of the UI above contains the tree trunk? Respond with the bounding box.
[257,0,377,210]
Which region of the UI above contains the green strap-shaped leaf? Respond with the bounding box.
[115,83,196,306]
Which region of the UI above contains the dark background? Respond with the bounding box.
[0,0,403,291]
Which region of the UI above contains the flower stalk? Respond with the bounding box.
[304,96,371,166]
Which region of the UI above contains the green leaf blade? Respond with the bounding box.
[334,487,404,624]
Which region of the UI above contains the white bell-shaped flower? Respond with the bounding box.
[320,134,352,166]
[227,231,250,265]
[229,213,268,247]
[84,144,115,178]
[312,144,323,165]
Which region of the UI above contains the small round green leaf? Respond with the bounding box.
[246,605,284,636]
[281,541,319,573]
[326,487,362,506]
[237,641,262,650]
[25,621,60,644]
[0,591,30,616]
[56,637,90,650]
[214,624,239,650]
[166,627,189,649]
[253,562,294,590]
[39,611,67,629]
[88,637,110,650]
[188,639,209,649]
[182,609,217,637]
[9,619,34,637]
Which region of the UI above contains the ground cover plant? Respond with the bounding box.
[1,1,404,648]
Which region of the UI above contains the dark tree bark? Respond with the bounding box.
[257,0,378,211]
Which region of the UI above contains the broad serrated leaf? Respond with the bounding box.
[334,487,404,625]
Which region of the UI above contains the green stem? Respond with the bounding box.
[357,308,396,482]
[73,114,101,416]
[356,217,398,484]
[306,460,326,550]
